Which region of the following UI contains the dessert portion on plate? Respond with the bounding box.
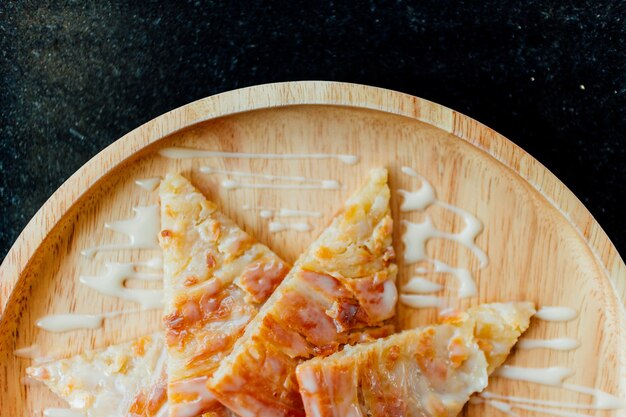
[26,168,536,417]
[160,174,289,417]
[27,334,167,417]
[296,302,535,417]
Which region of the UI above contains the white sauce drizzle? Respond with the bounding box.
[402,222,481,298]
[562,383,626,409]
[486,400,521,417]
[135,177,161,191]
[36,309,153,333]
[399,168,487,266]
[277,209,323,218]
[200,166,309,182]
[535,306,579,322]
[79,258,163,309]
[401,217,487,266]
[484,307,602,416]
[14,344,40,359]
[159,147,359,164]
[268,221,312,233]
[471,398,521,417]
[399,294,444,309]
[401,277,443,294]
[482,390,618,411]
[37,314,104,332]
[15,345,56,364]
[481,392,580,411]
[399,167,487,299]
[433,259,476,297]
[81,205,160,258]
[260,209,274,218]
[517,338,581,351]
[494,365,575,386]
[246,207,323,218]
[43,409,84,417]
[493,365,625,411]
[221,179,341,190]
[397,177,436,212]
[478,397,591,417]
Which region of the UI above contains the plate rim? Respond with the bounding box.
[1,80,624,316]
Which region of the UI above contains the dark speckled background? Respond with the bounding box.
[1,1,624,259]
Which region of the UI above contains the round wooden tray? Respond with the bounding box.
[1,81,624,415]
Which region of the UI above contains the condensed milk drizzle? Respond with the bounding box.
[399,167,487,305]
[517,338,581,351]
[474,397,590,417]
[399,294,444,309]
[79,258,163,309]
[200,166,310,182]
[135,177,162,191]
[241,206,320,233]
[36,309,156,333]
[401,277,443,294]
[159,147,359,164]
[535,306,579,322]
[487,365,625,413]
[268,221,312,233]
[42,181,164,339]
[242,205,322,218]
[220,179,341,191]
[81,205,160,258]
[14,344,55,364]
[14,344,41,359]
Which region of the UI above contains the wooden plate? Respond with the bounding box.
[1,81,624,416]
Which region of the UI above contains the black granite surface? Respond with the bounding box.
[1,1,624,260]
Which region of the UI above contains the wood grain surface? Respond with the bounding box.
[0,82,623,416]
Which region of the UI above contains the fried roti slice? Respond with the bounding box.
[159,173,289,417]
[296,302,535,417]
[27,334,168,417]
[208,168,398,417]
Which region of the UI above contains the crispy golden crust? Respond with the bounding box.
[208,169,397,417]
[27,334,167,417]
[296,302,535,417]
[160,174,289,416]
[128,368,168,417]
[463,302,535,373]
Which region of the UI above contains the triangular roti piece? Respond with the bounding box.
[208,168,398,417]
[159,174,290,417]
[296,302,535,417]
[27,334,168,417]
